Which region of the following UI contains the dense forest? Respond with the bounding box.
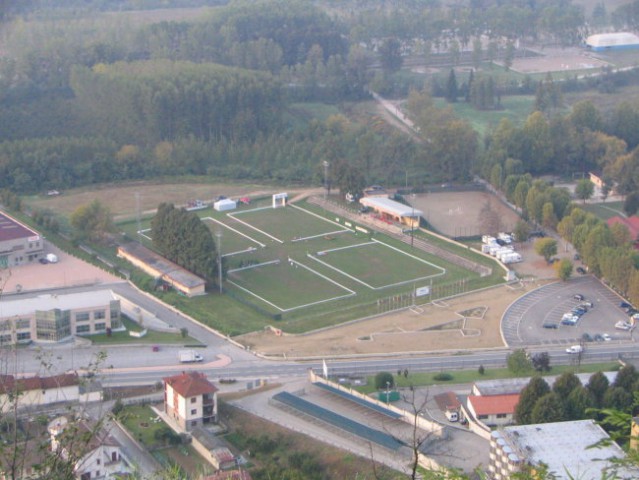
[1,0,639,196]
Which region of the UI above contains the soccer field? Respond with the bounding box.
[118,197,503,329]
[308,239,445,290]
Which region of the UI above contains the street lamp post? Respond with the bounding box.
[216,231,222,294]
[385,381,390,405]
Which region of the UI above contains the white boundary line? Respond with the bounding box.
[137,228,152,241]
[202,216,266,248]
[371,238,446,274]
[318,241,376,255]
[226,212,284,244]
[292,229,351,243]
[227,259,355,312]
[307,240,446,290]
[290,203,354,231]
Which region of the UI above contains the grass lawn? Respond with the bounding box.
[354,362,620,394]
[434,95,535,136]
[88,316,201,345]
[228,260,354,312]
[578,201,625,221]
[119,405,166,449]
[229,203,348,242]
[312,239,444,289]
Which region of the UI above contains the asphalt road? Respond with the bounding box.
[6,280,639,387]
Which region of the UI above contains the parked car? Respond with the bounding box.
[615,321,632,331]
[576,267,586,275]
[543,322,558,329]
[574,294,585,301]
[566,345,583,354]
[602,333,612,342]
[594,334,604,342]
[38,258,48,264]
[620,301,632,309]
[582,333,593,342]
[572,307,587,316]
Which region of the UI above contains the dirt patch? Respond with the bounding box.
[412,191,520,238]
[508,47,610,74]
[238,283,547,358]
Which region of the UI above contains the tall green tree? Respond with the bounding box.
[531,392,565,424]
[507,349,532,375]
[445,69,458,103]
[378,37,402,73]
[575,179,594,203]
[70,199,114,243]
[534,238,557,263]
[586,371,610,408]
[516,376,551,425]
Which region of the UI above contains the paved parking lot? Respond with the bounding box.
[502,276,632,347]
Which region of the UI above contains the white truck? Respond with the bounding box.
[178,350,204,363]
[46,253,59,263]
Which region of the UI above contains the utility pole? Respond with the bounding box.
[135,192,141,243]
[216,231,222,294]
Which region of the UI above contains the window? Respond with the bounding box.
[478,414,488,420]
[94,310,105,320]
[191,397,196,403]
[497,414,507,419]
[76,325,90,334]
[16,332,30,341]
[80,473,90,480]
[191,421,197,427]
[94,323,106,331]
[191,409,197,415]
[76,312,90,322]
[16,318,30,329]
[97,459,100,465]
[0,334,12,344]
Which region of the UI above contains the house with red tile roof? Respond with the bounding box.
[466,394,519,429]
[0,373,101,413]
[163,371,218,431]
[607,215,639,245]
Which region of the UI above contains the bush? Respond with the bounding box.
[374,372,395,390]
[433,372,453,381]
[478,365,485,375]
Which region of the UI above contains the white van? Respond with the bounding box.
[445,410,459,422]
[566,345,583,354]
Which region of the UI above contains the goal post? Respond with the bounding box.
[272,192,288,208]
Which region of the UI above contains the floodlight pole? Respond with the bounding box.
[323,160,329,200]
[216,231,223,294]
[386,381,390,405]
[411,189,416,248]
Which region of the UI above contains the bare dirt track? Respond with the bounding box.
[412,191,520,238]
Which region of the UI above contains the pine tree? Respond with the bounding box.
[446,69,458,103]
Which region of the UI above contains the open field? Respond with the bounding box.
[23,180,300,219]
[579,201,625,221]
[412,191,521,238]
[435,95,535,135]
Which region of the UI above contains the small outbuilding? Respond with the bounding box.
[586,32,639,52]
[214,198,237,212]
[359,196,422,227]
